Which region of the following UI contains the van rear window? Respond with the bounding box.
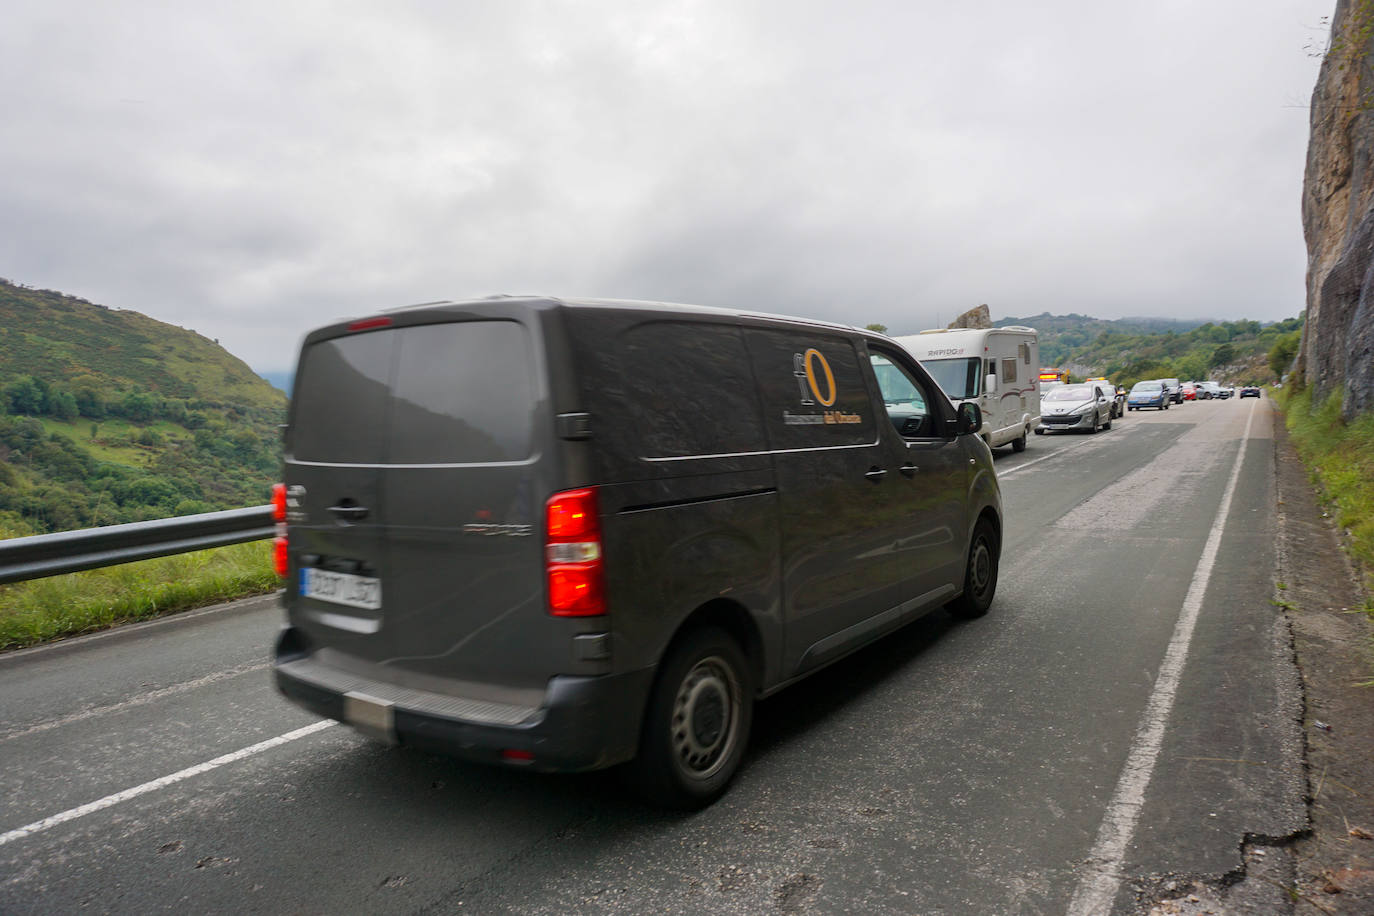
[291,321,535,464]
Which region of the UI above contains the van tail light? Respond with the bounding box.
[272,483,289,578]
[545,488,605,616]
[273,537,289,578]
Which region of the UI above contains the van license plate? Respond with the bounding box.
[300,568,382,611]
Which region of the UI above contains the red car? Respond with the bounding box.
[1180,382,1197,401]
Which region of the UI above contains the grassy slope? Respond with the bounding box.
[0,280,288,647]
[1275,386,1374,665]
[0,543,278,649]
[0,280,284,409]
[1278,386,1374,572]
[0,281,286,536]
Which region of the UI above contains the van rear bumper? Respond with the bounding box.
[274,642,654,773]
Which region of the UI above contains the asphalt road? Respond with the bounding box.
[0,395,1307,915]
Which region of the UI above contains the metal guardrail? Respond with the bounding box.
[0,505,274,585]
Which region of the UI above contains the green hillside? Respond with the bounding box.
[0,279,286,535]
[997,312,1303,385]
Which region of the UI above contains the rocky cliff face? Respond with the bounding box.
[1303,0,1374,419]
[947,304,992,330]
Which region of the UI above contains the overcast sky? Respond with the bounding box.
[0,1,1333,373]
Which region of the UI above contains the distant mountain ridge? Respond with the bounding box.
[990,310,1302,384]
[996,312,1211,337]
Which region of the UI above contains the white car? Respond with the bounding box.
[1035,382,1114,434]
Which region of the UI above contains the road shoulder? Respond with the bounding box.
[1276,417,1374,912]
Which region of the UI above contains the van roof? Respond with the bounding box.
[351,295,868,335]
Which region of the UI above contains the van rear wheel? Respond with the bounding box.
[631,627,752,809]
[1012,429,1027,452]
[947,518,999,619]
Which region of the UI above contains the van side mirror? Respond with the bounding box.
[957,401,982,436]
[985,373,998,395]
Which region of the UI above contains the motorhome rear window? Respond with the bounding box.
[291,321,535,464]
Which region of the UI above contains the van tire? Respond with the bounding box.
[947,519,999,620]
[631,627,753,809]
[1012,430,1027,452]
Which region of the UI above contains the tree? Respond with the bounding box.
[119,390,157,422]
[1268,331,1301,380]
[75,387,107,419]
[1209,344,1235,368]
[864,323,889,334]
[4,376,44,415]
[49,389,79,421]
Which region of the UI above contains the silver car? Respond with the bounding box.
[1035,382,1114,434]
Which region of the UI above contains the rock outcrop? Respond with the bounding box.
[947,304,993,330]
[1302,0,1374,419]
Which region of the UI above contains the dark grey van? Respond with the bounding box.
[273,297,1002,807]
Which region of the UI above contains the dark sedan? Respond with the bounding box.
[1240,386,1261,398]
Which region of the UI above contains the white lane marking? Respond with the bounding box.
[1066,401,1257,916]
[0,661,270,742]
[996,447,1062,477]
[0,720,336,847]
[997,429,1127,477]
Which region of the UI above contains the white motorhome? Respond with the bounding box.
[893,326,1040,452]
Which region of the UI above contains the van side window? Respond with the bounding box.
[617,322,768,459]
[744,329,876,449]
[1000,357,1017,384]
[867,348,936,438]
[1020,343,1031,364]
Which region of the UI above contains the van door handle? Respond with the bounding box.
[899,464,917,477]
[327,504,369,521]
[865,467,887,482]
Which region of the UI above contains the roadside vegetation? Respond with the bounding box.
[1274,384,1374,670]
[1001,312,1304,387]
[0,540,278,650]
[0,279,285,536]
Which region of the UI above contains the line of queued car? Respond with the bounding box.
[1127,377,1254,411]
[1038,373,1259,434]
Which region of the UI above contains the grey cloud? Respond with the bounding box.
[0,0,1332,371]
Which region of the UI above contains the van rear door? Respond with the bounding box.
[285,316,554,693]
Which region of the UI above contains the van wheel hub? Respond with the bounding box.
[672,658,739,776]
[970,538,993,597]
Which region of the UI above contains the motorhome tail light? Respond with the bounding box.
[272,483,289,577]
[545,488,605,616]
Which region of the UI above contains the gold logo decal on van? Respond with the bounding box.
[794,349,837,407]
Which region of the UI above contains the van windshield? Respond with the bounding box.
[920,357,982,400]
[290,320,536,464]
